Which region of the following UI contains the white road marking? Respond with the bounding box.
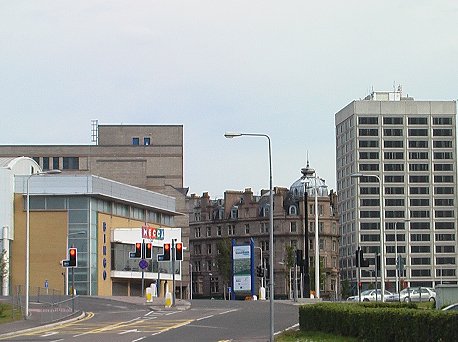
[196,314,215,321]
[42,332,59,337]
[119,329,139,335]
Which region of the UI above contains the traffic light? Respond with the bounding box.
[145,243,152,259]
[163,243,171,261]
[176,242,183,261]
[69,247,77,267]
[134,242,142,258]
[256,265,264,277]
[296,249,303,266]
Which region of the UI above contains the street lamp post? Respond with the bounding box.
[351,172,385,301]
[25,169,61,319]
[225,132,274,342]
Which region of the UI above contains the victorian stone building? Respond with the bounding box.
[188,163,340,299]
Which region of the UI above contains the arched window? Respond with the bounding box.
[289,205,297,216]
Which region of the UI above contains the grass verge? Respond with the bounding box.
[277,330,357,342]
[0,303,22,324]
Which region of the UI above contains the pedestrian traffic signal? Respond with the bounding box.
[134,242,142,258]
[296,249,303,266]
[176,242,183,261]
[256,265,264,277]
[69,247,77,267]
[145,243,152,259]
[163,243,171,261]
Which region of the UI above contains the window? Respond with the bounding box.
[144,137,151,145]
[359,152,379,159]
[361,198,380,206]
[385,187,404,195]
[289,205,297,215]
[384,140,403,148]
[409,175,429,183]
[290,222,297,233]
[384,164,404,171]
[436,234,455,241]
[53,157,59,170]
[245,224,250,234]
[359,164,379,171]
[436,245,455,253]
[383,129,403,136]
[206,226,211,237]
[132,137,140,145]
[63,157,79,170]
[411,222,430,230]
[433,129,452,136]
[383,117,403,125]
[194,244,201,255]
[434,221,455,229]
[217,226,222,236]
[436,257,456,265]
[409,152,428,159]
[435,210,454,218]
[408,140,428,148]
[231,207,238,219]
[411,269,431,277]
[411,245,430,253]
[384,152,403,159]
[359,117,378,124]
[260,240,269,251]
[411,233,430,241]
[410,198,429,206]
[435,199,454,206]
[228,225,235,236]
[410,187,429,194]
[207,244,212,255]
[434,175,453,183]
[433,117,452,125]
[384,175,404,182]
[385,198,404,206]
[435,187,454,194]
[408,117,428,125]
[359,129,378,136]
[410,210,430,218]
[409,164,428,171]
[434,152,453,160]
[359,140,378,147]
[195,227,201,238]
[42,157,49,170]
[408,129,428,136]
[434,141,453,148]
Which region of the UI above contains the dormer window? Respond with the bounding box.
[289,205,297,216]
[231,207,238,219]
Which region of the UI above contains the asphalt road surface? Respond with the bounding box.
[2,297,299,342]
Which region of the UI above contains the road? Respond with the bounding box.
[2,298,299,342]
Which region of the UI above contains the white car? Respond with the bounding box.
[347,289,393,302]
[442,303,458,311]
[399,287,436,302]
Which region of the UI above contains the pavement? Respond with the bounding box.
[0,295,191,338]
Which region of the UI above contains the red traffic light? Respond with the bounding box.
[176,243,182,250]
[176,242,183,261]
[69,249,76,257]
[164,243,170,251]
[68,247,77,267]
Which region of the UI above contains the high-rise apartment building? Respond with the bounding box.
[335,90,457,293]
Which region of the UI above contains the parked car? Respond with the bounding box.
[442,303,458,311]
[347,289,393,302]
[397,287,436,302]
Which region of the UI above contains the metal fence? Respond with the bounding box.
[12,285,79,323]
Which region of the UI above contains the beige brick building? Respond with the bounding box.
[187,164,340,300]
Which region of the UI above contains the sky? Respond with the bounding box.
[1,1,457,198]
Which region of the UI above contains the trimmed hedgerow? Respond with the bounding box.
[299,302,458,342]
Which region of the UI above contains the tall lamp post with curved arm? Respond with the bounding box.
[224,132,274,342]
[351,172,386,301]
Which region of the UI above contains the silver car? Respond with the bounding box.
[347,289,392,302]
[399,287,436,302]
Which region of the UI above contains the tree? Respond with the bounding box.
[216,238,232,299]
[0,249,7,284]
[283,245,296,299]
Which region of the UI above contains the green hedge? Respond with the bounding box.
[299,302,458,342]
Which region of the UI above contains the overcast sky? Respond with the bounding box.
[1,1,457,198]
